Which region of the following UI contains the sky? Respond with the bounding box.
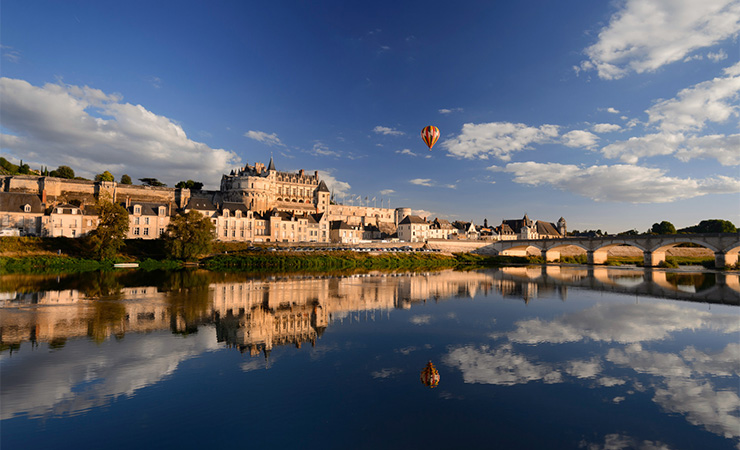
[1,0,739,233]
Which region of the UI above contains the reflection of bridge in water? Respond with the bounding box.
[475,233,740,268]
[494,266,740,305]
[1,268,737,356]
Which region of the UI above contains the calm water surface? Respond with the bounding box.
[1,266,739,449]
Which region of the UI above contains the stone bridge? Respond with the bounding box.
[473,233,740,268]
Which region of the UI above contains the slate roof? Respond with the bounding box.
[398,215,427,225]
[535,221,561,236]
[186,197,217,211]
[127,202,169,216]
[221,202,249,213]
[0,192,44,214]
[316,180,330,192]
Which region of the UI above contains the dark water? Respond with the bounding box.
[1,267,738,450]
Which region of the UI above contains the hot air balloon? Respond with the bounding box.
[420,361,440,388]
[421,126,440,151]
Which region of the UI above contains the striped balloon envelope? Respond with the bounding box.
[420,125,440,151]
[420,361,440,388]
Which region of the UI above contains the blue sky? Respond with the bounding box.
[1,0,739,233]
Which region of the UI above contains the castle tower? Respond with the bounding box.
[557,217,567,236]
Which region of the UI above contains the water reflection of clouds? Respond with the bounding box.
[447,300,740,445]
[580,433,674,450]
[371,368,404,379]
[409,315,433,325]
[500,303,739,345]
[1,328,220,420]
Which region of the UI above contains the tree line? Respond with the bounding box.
[570,219,736,237]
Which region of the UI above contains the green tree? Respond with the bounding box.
[651,221,677,234]
[682,219,737,233]
[51,165,75,179]
[139,177,166,187]
[163,210,215,261]
[175,179,204,190]
[87,195,129,260]
[120,174,132,185]
[95,170,115,182]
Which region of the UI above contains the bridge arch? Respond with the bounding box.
[588,242,647,265]
[644,238,719,267]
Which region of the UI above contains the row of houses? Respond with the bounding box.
[0,192,379,244]
[1,191,566,245]
[398,214,567,242]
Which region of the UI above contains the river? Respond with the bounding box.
[1,266,738,449]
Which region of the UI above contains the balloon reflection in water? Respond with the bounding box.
[420,361,440,388]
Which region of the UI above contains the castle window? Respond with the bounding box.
[24,204,31,213]
[134,206,141,215]
[158,207,165,216]
[223,210,229,218]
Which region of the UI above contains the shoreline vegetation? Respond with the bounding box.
[0,237,724,275]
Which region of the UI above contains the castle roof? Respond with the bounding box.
[127,202,169,216]
[267,157,276,171]
[185,197,217,211]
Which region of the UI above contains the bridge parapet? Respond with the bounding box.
[474,233,740,268]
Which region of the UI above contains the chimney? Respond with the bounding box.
[42,189,47,205]
[126,196,130,208]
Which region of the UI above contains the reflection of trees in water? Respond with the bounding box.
[88,299,127,343]
[162,270,213,335]
[665,273,715,292]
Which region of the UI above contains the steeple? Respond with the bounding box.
[267,156,276,172]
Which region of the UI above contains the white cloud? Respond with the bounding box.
[601,133,684,164]
[244,130,283,146]
[411,209,433,219]
[607,107,620,114]
[371,368,403,379]
[580,0,740,79]
[316,169,351,197]
[396,148,418,156]
[592,123,622,133]
[379,189,395,195]
[442,122,559,161]
[565,358,603,379]
[373,125,404,136]
[676,134,740,166]
[503,161,740,203]
[580,433,673,450]
[0,78,240,188]
[439,108,463,114]
[410,178,434,187]
[707,49,728,62]
[310,141,341,157]
[562,130,599,148]
[646,62,740,134]
[1,45,21,63]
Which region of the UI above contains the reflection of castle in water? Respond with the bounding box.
[1,268,737,355]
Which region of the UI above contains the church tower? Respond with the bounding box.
[557,217,567,236]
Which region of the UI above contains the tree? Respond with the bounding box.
[50,165,75,179]
[139,177,166,187]
[163,210,215,261]
[120,174,132,185]
[86,195,129,260]
[650,221,676,234]
[95,171,115,182]
[680,219,737,234]
[175,180,204,190]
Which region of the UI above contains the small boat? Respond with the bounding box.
[113,263,139,268]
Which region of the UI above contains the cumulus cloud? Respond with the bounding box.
[442,122,559,160]
[379,189,395,195]
[601,133,684,164]
[373,126,404,136]
[439,107,463,114]
[607,107,620,114]
[316,169,351,197]
[0,77,240,188]
[409,178,456,189]
[502,161,740,203]
[592,123,622,133]
[646,62,740,134]
[562,130,599,148]
[396,148,418,156]
[310,141,341,158]
[676,134,740,166]
[579,0,740,79]
[707,49,728,62]
[244,130,283,146]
